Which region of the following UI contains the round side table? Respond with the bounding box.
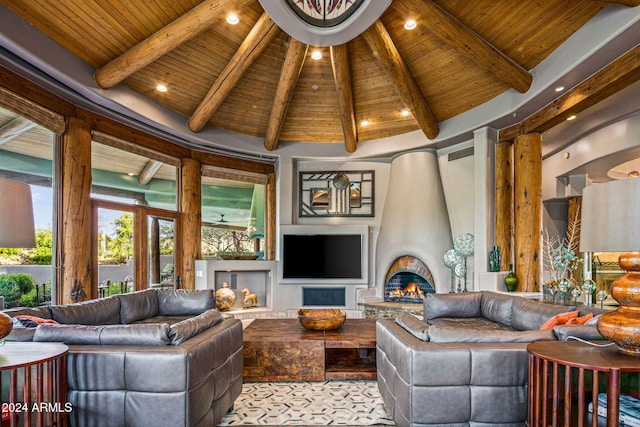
[0,341,69,427]
[528,340,640,427]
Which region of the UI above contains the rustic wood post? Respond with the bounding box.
[180,158,201,289]
[495,141,514,272]
[60,117,93,303]
[265,172,276,261]
[514,133,542,292]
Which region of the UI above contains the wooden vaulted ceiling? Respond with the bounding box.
[2,0,639,153]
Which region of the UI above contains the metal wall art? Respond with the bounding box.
[299,171,374,217]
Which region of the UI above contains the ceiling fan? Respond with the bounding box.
[217,214,228,224]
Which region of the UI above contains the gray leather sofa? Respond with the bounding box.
[376,291,606,427]
[3,289,243,427]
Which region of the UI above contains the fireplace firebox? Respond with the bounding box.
[384,256,436,303]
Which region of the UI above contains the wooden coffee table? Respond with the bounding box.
[242,318,377,382]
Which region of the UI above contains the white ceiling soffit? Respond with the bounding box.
[259,0,391,46]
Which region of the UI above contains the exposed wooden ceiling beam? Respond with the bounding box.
[499,44,640,142]
[0,116,36,145]
[264,38,308,151]
[95,0,251,89]
[138,160,164,185]
[394,0,532,94]
[362,20,439,140]
[188,12,280,133]
[595,0,640,5]
[330,44,357,153]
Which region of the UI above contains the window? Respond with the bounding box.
[200,167,267,260]
[0,107,55,306]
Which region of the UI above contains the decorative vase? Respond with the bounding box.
[0,312,13,340]
[215,283,236,311]
[504,264,518,292]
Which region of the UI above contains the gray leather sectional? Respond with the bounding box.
[4,289,243,427]
[377,291,606,427]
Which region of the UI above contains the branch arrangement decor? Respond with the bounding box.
[543,210,582,303]
[299,171,374,217]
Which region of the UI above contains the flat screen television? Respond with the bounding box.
[280,225,368,284]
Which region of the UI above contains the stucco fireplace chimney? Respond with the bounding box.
[375,150,453,295]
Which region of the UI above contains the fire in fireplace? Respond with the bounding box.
[385,272,435,303]
[384,256,436,303]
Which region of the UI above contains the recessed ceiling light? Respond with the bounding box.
[311,84,319,91]
[360,119,369,127]
[400,108,410,117]
[404,19,417,30]
[311,50,322,60]
[128,172,135,176]
[555,86,565,92]
[226,14,239,25]
[567,115,577,121]
[156,84,168,92]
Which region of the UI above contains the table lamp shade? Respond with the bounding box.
[580,177,640,253]
[580,176,640,354]
[0,178,36,248]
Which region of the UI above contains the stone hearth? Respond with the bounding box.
[358,302,423,319]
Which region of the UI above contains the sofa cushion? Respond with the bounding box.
[424,292,482,323]
[480,291,513,327]
[430,317,513,330]
[566,313,594,325]
[33,323,171,345]
[49,296,121,325]
[157,289,213,316]
[118,290,159,324]
[3,306,52,319]
[552,324,606,341]
[428,325,556,343]
[13,315,58,328]
[394,311,429,341]
[540,311,579,330]
[168,309,223,345]
[511,298,577,331]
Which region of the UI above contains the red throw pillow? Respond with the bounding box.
[565,312,594,325]
[15,315,59,328]
[540,311,579,330]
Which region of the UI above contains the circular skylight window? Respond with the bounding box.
[286,0,366,28]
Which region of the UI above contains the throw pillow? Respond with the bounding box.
[540,311,578,330]
[565,312,594,325]
[14,315,59,328]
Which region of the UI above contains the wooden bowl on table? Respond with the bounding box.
[298,309,346,331]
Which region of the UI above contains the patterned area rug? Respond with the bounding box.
[218,381,395,426]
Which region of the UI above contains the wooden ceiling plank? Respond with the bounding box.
[94,0,252,89]
[330,44,358,153]
[499,45,640,142]
[138,160,164,185]
[395,0,533,94]
[188,12,280,133]
[362,20,439,139]
[264,38,308,151]
[0,117,37,146]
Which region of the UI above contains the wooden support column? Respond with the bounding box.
[265,172,276,261]
[180,158,201,289]
[495,141,514,271]
[514,133,542,292]
[60,117,93,303]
